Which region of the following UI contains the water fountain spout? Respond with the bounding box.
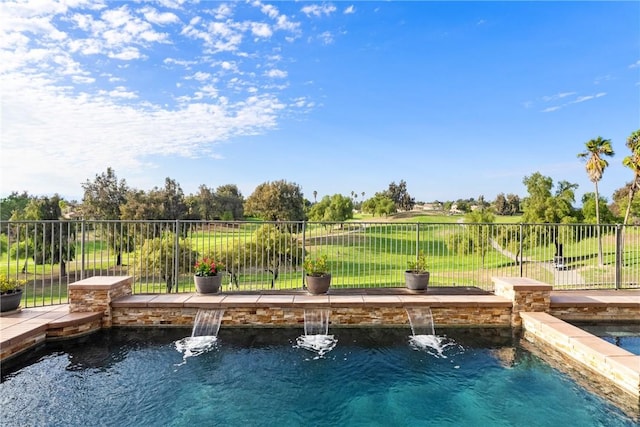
[296,309,337,358]
[192,309,225,337]
[175,309,225,364]
[406,307,451,357]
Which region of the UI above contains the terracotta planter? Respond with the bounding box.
[194,275,222,294]
[0,289,23,312]
[306,274,331,295]
[405,271,429,292]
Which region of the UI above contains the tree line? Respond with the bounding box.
[1,130,639,226]
[1,130,638,287]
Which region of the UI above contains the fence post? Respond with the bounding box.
[302,221,307,287]
[173,220,179,293]
[81,220,86,280]
[519,223,524,277]
[615,224,622,290]
[415,223,420,261]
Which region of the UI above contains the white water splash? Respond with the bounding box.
[174,336,219,366]
[409,334,457,358]
[295,334,338,359]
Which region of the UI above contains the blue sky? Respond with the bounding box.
[1,1,639,205]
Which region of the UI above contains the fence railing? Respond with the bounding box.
[2,220,639,308]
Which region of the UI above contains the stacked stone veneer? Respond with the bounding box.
[69,276,132,327]
[550,295,640,322]
[492,276,552,327]
[110,294,514,328]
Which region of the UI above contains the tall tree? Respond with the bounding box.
[577,137,614,266]
[308,194,354,222]
[81,168,128,220]
[0,191,31,221]
[521,172,578,223]
[493,193,508,215]
[158,177,187,220]
[463,207,496,267]
[385,180,415,211]
[25,195,75,277]
[362,194,395,217]
[506,193,521,215]
[215,184,244,220]
[581,193,619,224]
[244,180,305,221]
[193,185,216,220]
[622,129,640,225]
[81,168,130,265]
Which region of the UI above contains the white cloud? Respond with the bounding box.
[108,47,142,60]
[1,73,285,196]
[540,92,606,112]
[319,31,334,45]
[274,14,300,34]
[108,86,137,98]
[0,1,320,197]
[191,71,211,81]
[212,3,234,20]
[571,92,606,104]
[219,61,239,73]
[629,60,640,69]
[542,92,575,102]
[142,8,180,25]
[251,22,272,38]
[72,75,95,84]
[344,5,355,15]
[301,4,337,18]
[541,106,561,113]
[265,69,287,78]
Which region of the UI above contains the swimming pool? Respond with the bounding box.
[0,327,636,426]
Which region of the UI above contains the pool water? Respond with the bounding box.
[574,323,640,355]
[0,327,636,426]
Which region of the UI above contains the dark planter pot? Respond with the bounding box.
[194,275,222,294]
[306,274,331,295]
[0,289,23,312]
[405,271,430,292]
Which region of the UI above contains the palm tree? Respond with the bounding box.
[313,190,317,203]
[577,136,614,266]
[623,130,640,225]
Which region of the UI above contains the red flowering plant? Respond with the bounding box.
[194,257,224,277]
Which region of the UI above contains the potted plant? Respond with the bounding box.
[193,257,225,294]
[405,251,429,292]
[1,276,26,312]
[303,254,331,295]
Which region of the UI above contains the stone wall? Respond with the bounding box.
[550,306,640,322]
[493,277,552,327]
[111,305,513,328]
[69,276,132,327]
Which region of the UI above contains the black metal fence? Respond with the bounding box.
[2,220,638,308]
